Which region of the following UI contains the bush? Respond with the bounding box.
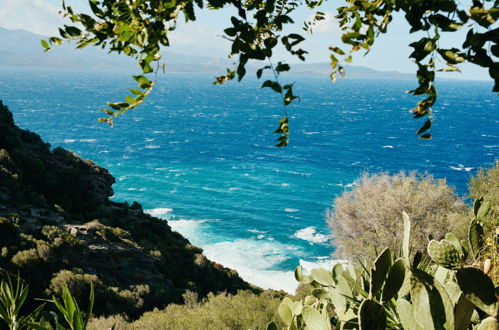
[468,161,499,283]
[328,171,468,260]
[469,160,499,225]
[89,290,283,330]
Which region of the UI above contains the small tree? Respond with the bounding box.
[327,171,468,260]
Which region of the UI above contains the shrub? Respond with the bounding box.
[11,249,41,268]
[468,161,499,283]
[87,315,130,330]
[328,171,468,260]
[126,290,282,330]
[469,161,499,225]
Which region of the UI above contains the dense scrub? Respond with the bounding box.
[0,100,254,318]
[88,290,285,330]
[327,171,468,260]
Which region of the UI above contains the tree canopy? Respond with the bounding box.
[43,0,498,145]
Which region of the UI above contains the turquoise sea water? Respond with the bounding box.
[1,67,497,291]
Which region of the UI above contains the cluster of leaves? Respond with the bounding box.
[88,290,285,329]
[45,0,498,144]
[327,171,468,261]
[0,275,94,330]
[269,199,498,329]
[328,0,498,139]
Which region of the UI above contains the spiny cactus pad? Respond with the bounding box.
[311,268,335,286]
[302,305,330,330]
[358,299,386,330]
[381,258,406,303]
[456,267,498,316]
[427,239,463,269]
[468,219,485,258]
[370,247,391,296]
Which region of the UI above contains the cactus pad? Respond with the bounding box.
[427,239,463,269]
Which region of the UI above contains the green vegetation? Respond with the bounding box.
[44,0,497,144]
[0,275,94,330]
[270,199,498,329]
[89,290,285,329]
[469,161,499,283]
[0,100,255,319]
[327,171,468,260]
[1,98,497,328]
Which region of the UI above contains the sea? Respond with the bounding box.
[1,67,497,292]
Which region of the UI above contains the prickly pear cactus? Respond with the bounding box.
[427,239,464,269]
[271,200,497,330]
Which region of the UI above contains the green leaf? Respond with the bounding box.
[275,62,290,72]
[65,26,82,37]
[261,80,282,93]
[416,119,432,135]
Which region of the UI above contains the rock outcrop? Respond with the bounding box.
[0,100,255,317]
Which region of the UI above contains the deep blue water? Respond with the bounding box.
[1,67,497,291]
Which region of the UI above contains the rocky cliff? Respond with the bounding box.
[0,100,255,317]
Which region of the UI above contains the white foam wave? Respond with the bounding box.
[293,227,329,244]
[145,145,160,149]
[145,208,174,218]
[127,187,147,191]
[449,164,474,172]
[284,208,299,213]
[382,145,394,148]
[201,239,301,293]
[248,229,266,234]
[169,219,207,228]
[79,139,96,142]
[63,139,76,143]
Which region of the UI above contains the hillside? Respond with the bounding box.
[0,26,412,78]
[0,100,255,318]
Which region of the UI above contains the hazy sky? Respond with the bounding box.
[0,0,491,80]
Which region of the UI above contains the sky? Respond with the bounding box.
[0,0,492,80]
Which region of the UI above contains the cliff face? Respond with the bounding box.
[0,100,255,317]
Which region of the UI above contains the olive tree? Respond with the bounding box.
[327,171,468,260]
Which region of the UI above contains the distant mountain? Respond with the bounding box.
[0,26,412,79]
[289,62,414,79]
